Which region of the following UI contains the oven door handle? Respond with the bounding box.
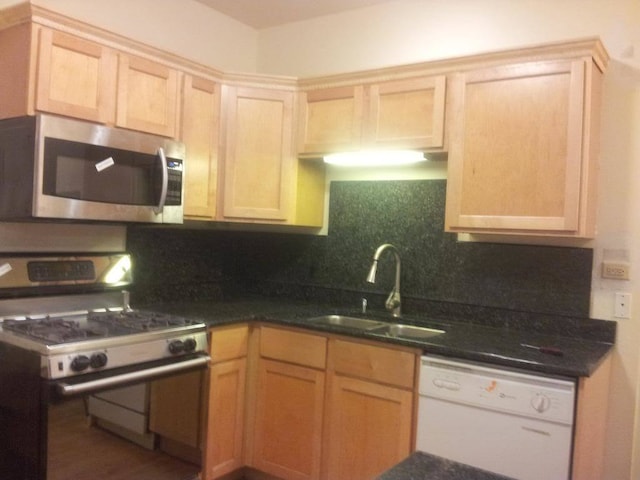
[56,355,210,396]
[153,147,169,215]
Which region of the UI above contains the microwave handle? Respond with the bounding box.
[154,147,169,214]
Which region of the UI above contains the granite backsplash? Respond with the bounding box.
[127,180,597,333]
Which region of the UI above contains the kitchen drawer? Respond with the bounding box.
[259,327,327,369]
[328,339,416,389]
[209,324,249,363]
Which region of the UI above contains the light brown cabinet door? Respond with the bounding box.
[445,59,596,236]
[367,76,446,150]
[253,358,325,480]
[298,85,365,155]
[203,357,247,480]
[181,75,221,220]
[324,374,413,480]
[36,28,117,123]
[116,54,178,137]
[149,370,204,448]
[221,86,295,222]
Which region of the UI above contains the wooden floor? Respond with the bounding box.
[48,398,200,480]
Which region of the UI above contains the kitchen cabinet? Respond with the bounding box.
[181,75,221,220]
[445,54,604,237]
[251,327,326,480]
[298,75,446,156]
[323,338,417,480]
[150,370,204,452]
[220,84,325,227]
[35,28,117,124]
[572,355,612,480]
[298,85,365,154]
[0,20,179,137]
[220,85,295,223]
[202,325,249,480]
[0,23,118,123]
[116,53,179,137]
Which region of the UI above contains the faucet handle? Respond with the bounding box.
[362,298,367,314]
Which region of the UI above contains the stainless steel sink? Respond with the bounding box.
[307,315,387,330]
[370,323,445,340]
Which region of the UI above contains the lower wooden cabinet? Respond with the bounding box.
[149,370,204,449]
[202,325,249,480]
[252,359,325,480]
[324,375,413,480]
[323,338,417,480]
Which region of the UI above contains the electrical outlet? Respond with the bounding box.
[615,292,632,319]
[602,261,631,280]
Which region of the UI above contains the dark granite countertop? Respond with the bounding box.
[377,452,514,480]
[143,295,614,378]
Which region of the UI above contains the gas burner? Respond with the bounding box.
[3,317,108,343]
[88,310,190,331]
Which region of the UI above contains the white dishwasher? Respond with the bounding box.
[417,355,576,480]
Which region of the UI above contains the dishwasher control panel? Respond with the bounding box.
[420,355,576,424]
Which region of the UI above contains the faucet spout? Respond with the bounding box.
[366,243,402,317]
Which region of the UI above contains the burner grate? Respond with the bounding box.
[3,317,108,343]
[89,311,191,331]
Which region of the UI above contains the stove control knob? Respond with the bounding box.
[71,355,91,372]
[90,352,108,369]
[168,340,185,355]
[184,338,197,352]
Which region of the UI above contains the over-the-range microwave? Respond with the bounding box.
[0,114,185,224]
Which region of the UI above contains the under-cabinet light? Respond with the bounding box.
[323,150,426,167]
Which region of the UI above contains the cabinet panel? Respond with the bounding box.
[367,76,446,149]
[116,54,178,137]
[36,28,116,123]
[253,358,325,480]
[329,338,415,388]
[181,75,220,220]
[209,324,249,363]
[298,85,365,154]
[203,358,246,480]
[149,370,203,448]
[260,327,327,369]
[222,86,294,222]
[324,374,413,480]
[445,59,595,236]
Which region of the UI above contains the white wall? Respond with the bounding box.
[258,1,640,478]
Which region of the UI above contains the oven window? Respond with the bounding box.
[42,138,163,206]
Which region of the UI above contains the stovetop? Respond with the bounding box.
[2,310,204,346]
[0,254,209,379]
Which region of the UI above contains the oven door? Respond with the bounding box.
[49,353,209,399]
[35,114,185,224]
[0,344,209,480]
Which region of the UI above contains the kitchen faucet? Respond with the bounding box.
[366,243,402,317]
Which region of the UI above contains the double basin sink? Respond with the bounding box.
[307,314,445,340]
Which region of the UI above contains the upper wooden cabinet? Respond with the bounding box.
[219,83,325,227]
[298,75,447,156]
[180,75,221,220]
[298,85,365,154]
[367,76,446,150]
[36,28,117,124]
[0,20,180,137]
[220,85,295,223]
[116,54,179,137]
[445,47,605,238]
